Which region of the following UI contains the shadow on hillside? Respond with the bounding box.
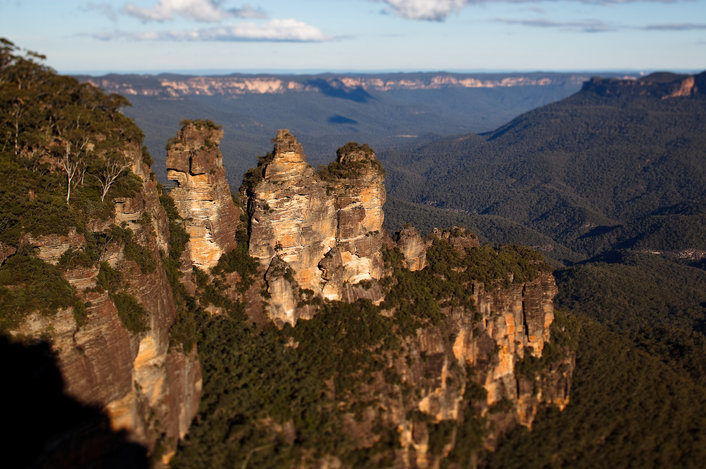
[0,335,148,469]
[305,78,372,103]
[328,114,359,125]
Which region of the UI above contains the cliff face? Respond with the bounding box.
[8,143,201,465]
[378,230,572,466]
[166,121,241,271]
[244,130,385,324]
[84,73,590,98]
[153,124,576,467]
[582,71,705,99]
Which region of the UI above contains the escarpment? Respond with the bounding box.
[2,42,575,468]
[6,141,201,466]
[0,47,202,466]
[162,128,574,466]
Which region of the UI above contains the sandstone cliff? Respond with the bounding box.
[6,140,201,466]
[243,130,386,324]
[85,73,590,98]
[373,228,572,466]
[582,71,705,99]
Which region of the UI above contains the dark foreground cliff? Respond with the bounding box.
[0,40,200,466]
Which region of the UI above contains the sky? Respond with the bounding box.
[1,0,705,74]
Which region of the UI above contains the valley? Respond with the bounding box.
[2,36,706,467]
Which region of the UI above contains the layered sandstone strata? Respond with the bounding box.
[244,130,386,324]
[166,121,241,270]
[10,141,201,465]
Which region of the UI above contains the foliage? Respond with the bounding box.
[382,80,706,262]
[171,300,403,468]
[110,292,149,333]
[158,193,200,352]
[0,248,84,330]
[555,251,706,384]
[179,119,222,131]
[212,236,258,295]
[109,225,156,274]
[317,142,385,181]
[0,38,147,247]
[94,262,122,293]
[57,247,93,270]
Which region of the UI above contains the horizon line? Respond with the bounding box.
[64,67,705,77]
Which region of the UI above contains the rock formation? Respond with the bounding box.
[224,126,573,462]
[166,120,241,271]
[395,225,427,271]
[243,130,386,324]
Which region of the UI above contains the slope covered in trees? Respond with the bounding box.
[382,72,706,260]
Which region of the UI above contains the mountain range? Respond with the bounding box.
[75,71,614,186]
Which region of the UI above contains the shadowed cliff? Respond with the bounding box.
[0,335,149,469]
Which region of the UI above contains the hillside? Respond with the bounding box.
[5,37,706,467]
[2,40,575,467]
[383,71,706,261]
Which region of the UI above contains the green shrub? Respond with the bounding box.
[109,225,156,273]
[111,292,150,333]
[94,262,123,293]
[0,248,84,330]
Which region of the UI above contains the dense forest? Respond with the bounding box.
[382,72,706,259]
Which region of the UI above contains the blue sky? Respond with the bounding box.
[1,0,705,73]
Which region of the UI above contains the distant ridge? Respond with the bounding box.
[77,71,599,98]
[582,71,706,99]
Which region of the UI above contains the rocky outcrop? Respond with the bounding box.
[166,121,241,270]
[244,130,386,324]
[377,229,573,466]
[147,125,574,467]
[395,225,427,271]
[582,71,705,99]
[9,142,201,465]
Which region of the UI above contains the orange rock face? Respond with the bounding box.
[10,142,202,461]
[166,121,241,270]
[245,131,386,324]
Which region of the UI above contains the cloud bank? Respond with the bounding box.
[123,0,265,22]
[379,0,689,22]
[494,17,615,32]
[92,19,328,42]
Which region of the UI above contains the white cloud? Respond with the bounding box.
[92,19,328,42]
[379,0,687,22]
[84,2,118,21]
[229,5,268,19]
[642,23,706,31]
[381,0,469,21]
[124,0,235,22]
